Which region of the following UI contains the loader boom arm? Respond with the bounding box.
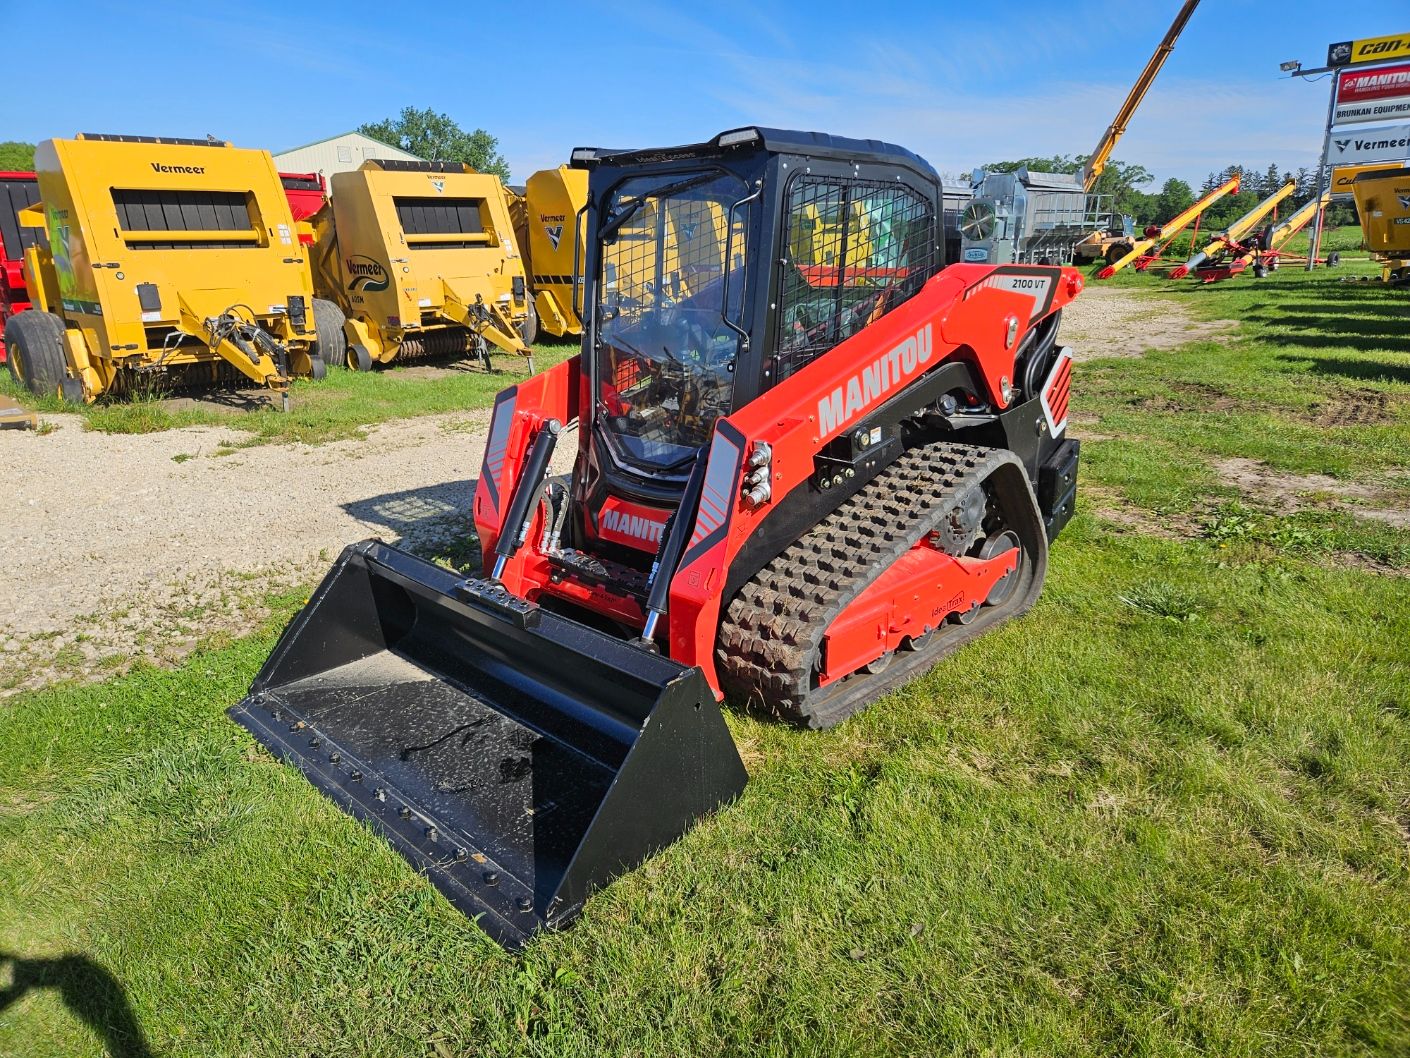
[1080,0,1200,192]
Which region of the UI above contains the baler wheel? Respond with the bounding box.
[311,299,347,370]
[5,311,69,397]
[348,344,374,372]
[519,300,539,345]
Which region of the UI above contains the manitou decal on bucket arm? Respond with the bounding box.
[232,128,1084,948]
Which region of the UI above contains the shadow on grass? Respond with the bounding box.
[1279,354,1410,385]
[0,950,155,1057]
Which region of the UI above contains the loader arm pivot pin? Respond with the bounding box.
[491,418,562,580]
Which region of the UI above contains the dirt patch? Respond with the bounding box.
[157,388,279,416]
[1082,486,1200,539]
[1137,381,1246,415]
[1060,284,1238,361]
[1214,458,1410,529]
[0,409,579,696]
[1304,388,1400,428]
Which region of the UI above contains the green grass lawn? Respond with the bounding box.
[1,341,580,444]
[2,269,1408,1057]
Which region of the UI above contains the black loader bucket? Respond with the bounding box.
[230,540,747,948]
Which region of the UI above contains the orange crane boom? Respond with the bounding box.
[1080,0,1201,193]
[1097,172,1241,278]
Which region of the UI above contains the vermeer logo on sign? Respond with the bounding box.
[346,255,389,292]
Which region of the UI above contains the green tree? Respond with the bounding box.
[1154,178,1195,222]
[0,142,35,170]
[358,108,510,181]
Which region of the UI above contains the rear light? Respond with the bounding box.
[512,275,525,303]
[287,295,307,329]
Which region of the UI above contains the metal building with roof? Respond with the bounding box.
[273,131,422,179]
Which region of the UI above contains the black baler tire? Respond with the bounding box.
[5,311,69,397]
[311,298,348,369]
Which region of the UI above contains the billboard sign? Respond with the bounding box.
[1331,161,1410,198]
[1327,123,1410,166]
[1327,32,1410,68]
[1335,62,1410,125]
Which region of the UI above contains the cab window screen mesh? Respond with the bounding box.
[394,197,484,235]
[773,176,939,383]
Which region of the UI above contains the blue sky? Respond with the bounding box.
[14,1,1408,188]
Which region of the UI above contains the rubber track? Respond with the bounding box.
[717,442,1026,729]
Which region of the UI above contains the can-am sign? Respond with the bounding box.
[1327,32,1410,68]
[1335,62,1410,125]
[1328,123,1410,165]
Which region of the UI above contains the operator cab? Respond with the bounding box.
[569,127,945,562]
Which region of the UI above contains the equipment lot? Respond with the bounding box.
[2,271,1407,1055]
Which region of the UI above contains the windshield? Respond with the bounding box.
[594,169,751,472]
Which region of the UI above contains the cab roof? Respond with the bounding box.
[571,126,938,181]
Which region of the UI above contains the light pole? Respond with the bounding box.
[1281,59,1338,270]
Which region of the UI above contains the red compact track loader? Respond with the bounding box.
[232,128,1083,947]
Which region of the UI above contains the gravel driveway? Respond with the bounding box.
[1,412,492,693]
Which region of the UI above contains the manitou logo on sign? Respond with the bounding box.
[600,506,667,548]
[817,323,933,437]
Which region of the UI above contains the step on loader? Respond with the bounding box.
[6,135,337,405]
[309,160,533,373]
[507,165,589,343]
[232,128,1084,948]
